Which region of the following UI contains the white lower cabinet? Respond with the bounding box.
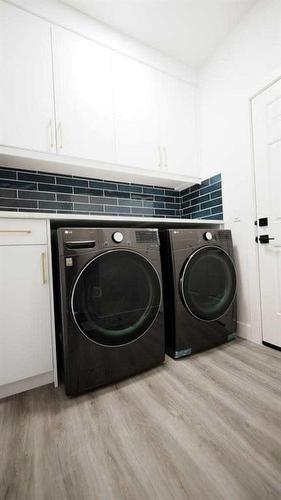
[0,222,54,392]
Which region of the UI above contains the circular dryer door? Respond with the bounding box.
[71,250,162,346]
[180,246,236,322]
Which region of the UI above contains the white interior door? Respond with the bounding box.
[160,74,197,175]
[0,245,53,386]
[112,53,161,171]
[0,1,55,152]
[252,78,281,348]
[52,26,115,163]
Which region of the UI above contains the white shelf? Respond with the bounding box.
[0,147,202,190]
[0,211,223,225]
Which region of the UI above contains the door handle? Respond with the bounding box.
[256,235,275,244]
[41,252,47,284]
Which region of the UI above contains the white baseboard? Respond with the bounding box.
[0,371,54,400]
[237,320,262,345]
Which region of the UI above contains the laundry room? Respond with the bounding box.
[0,1,280,499]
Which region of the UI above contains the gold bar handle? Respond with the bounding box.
[49,119,54,149]
[41,252,47,285]
[158,145,162,168]
[0,230,32,234]
[163,146,168,169]
[58,122,63,149]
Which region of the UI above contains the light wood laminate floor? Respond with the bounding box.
[1,338,281,500]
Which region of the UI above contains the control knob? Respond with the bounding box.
[204,231,213,241]
[112,231,124,243]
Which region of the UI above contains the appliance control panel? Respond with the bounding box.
[59,227,160,254]
[136,230,159,244]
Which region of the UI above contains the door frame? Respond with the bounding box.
[249,73,281,345]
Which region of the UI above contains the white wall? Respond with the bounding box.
[8,0,197,85]
[198,0,281,343]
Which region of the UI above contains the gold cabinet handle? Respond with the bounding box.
[49,119,54,149]
[158,145,162,168]
[0,229,32,234]
[58,122,63,149]
[163,146,168,169]
[41,252,47,285]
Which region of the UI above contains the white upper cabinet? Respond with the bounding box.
[52,26,115,164]
[0,1,55,153]
[112,53,161,171]
[112,52,198,176]
[0,2,201,187]
[159,74,198,176]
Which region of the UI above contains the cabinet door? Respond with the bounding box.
[52,26,115,163]
[160,74,198,176]
[0,245,53,386]
[0,1,55,152]
[113,53,161,171]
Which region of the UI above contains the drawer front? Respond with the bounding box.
[0,218,47,245]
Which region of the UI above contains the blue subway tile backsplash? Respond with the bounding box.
[0,166,223,219]
[180,173,223,220]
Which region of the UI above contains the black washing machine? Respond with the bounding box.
[160,228,237,359]
[55,227,164,395]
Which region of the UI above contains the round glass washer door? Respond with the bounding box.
[180,246,236,322]
[71,249,162,346]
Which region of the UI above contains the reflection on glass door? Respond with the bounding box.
[180,246,236,321]
[71,250,161,345]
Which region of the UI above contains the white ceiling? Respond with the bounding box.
[61,0,257,68]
